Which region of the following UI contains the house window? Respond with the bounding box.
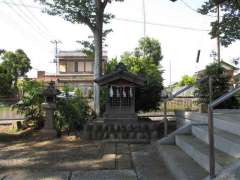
[67,61,74,73]
[74,62,78,72]
[59,63,67,73]
[85,62,93,72]
[78,62,84,72]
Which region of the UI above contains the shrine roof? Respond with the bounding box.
[95,63,144,86]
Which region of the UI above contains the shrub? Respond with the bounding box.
[13,80,44,129]
[195,63,239,108]
[54,94,93,136]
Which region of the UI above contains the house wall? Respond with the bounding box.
[59,60,94,74]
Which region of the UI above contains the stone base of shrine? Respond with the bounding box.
[83,120,162,142]
[103,113,138,123]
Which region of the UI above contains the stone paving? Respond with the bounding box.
[0,131,146,180]
[0,128,176,180]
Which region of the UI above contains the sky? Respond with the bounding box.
[0,0,239,86]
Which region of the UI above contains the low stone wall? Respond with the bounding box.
[84,121,162,142]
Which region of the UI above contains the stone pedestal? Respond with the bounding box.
[41,102,57,138]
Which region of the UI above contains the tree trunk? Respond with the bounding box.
[93,2,103,116]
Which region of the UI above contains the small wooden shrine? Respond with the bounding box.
[95,63,144,123]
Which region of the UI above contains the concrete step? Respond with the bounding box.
[175,111,240,136]
[157,144,208,180]
[176,135,236,173]
[132,145,175,180]
[192,125,240,158]
[213,114,240,137]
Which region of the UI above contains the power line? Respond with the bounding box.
[3,1,50,41]
[9,0,52,40]
[0,1,40,9]
[179,0,220,18]
[115,17,209,32]
[180,0,197,12]
[1,0,210,32]
[20,0,56,40]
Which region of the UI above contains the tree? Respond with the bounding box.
[121,54,164,111]
[1,50,31,88]
[194,62,239,108]
[0,49,31,96]
[105,37,164,111]
[134,37,163,65]
[77,40,95,59]
[76,35,108,59]
[0,65,13,96]
[38,0,123,115]
[198,0,240,47]
[178,75,195,86]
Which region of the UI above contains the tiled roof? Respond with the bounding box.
[58,50,86,57]
[58,50,108,58]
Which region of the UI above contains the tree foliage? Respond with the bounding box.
[77,38,108,59]
[77,40,95,59]
[194,62,239,108]
[198,0,240,47]
[0,49,31,96]
[178,75,195,86]
[134,37,163,65]
[13,80,44,129]
[0,65,13,96]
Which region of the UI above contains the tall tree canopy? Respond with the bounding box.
[0,49,31,96]
[38,0,123,115]
[198,0,240,47]
[134,37,163,65]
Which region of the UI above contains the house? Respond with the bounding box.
[195,61,239,84]
[37,50,107,96]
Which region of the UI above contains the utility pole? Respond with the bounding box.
[169,60,172,93]
[142,0,146,37]
[51,40,62,74]
[216,4,221,66]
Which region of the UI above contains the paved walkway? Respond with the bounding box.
[0,131,174,180]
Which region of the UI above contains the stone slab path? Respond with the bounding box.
[132,144,175,180]
[0,132,174,180]
[0,170,137,180]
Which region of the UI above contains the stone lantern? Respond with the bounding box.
[41,81,60,137]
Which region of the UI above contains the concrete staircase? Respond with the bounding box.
[156,112,240,180]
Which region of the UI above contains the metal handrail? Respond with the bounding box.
[170,76,208,99]
[209,85,240,108]
[208,82,240,179]
[163,76,208,136]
